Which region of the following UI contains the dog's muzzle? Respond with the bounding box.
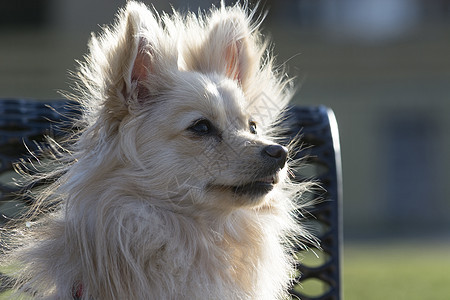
[229,144,288,196]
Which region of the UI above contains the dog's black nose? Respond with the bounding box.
[262,144,288,169]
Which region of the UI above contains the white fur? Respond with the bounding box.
[5,2,314,299]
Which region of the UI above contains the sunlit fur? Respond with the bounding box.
[4,1,314,299]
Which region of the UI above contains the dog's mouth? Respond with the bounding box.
[232,175,277,196]
[211,173,279,197]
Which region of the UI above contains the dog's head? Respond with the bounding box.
[76,2,295,210]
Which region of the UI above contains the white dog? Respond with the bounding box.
[6,1,313,299]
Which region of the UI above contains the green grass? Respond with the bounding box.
[0,290,14,300]
[343,242,450,300]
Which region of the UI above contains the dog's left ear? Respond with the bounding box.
[185,9,260,89]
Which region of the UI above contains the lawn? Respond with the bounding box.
[343,241,450,300]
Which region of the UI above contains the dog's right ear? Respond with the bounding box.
[84,1,173,120]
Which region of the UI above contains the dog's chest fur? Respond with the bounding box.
[37,205,292,299]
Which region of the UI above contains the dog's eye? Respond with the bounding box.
[249,121,257,134]
[189,119,213,135]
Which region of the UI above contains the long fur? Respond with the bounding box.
[3,2,315,299]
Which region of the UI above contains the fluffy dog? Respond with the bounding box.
[7,1,313,299]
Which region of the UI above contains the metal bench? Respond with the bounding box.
[0,99,342,300]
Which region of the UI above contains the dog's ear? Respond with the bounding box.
[224,37,250,83]
[85,1,173,119]
[118,8,153,104]
[109,2,158,113]
[185,10,260,88]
